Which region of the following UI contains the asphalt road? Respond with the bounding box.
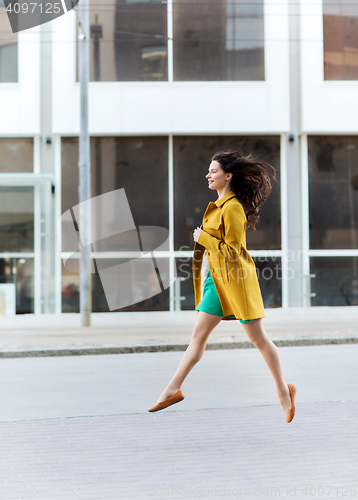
[1,344,357,422]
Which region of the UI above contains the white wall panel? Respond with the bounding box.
[52,1,290,136]
[0,28,40,135]
[300,1,358,133]
[52,10,80,135]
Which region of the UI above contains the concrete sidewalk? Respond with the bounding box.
[1,306,358,357]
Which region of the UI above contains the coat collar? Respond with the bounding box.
[214,190,236,207]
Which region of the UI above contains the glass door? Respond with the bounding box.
[0,174,55,314]
[0,186,34,313]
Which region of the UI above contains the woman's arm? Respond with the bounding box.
[197,203,246,262]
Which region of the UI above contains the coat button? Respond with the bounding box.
[207,251,210,256]
[204,218,208,222]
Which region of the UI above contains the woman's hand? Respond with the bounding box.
[193,227,204,242]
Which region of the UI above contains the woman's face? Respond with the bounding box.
[206,160,232,190]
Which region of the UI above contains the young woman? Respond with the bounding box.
[148,150,296,423]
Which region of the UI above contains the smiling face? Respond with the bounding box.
[206,160,232,190]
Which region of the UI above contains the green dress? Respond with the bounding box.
[195,269,258,323]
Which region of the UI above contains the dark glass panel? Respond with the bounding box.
[173,0,264,81]
[0,138,33,173]
[61,260,80,313]
[175,255,194,310]
[0,187,34,252]
[61,136,169,231]
[0,257,34,314]
[308,136,358,249]
[175,256,281,310]
[61,136,169,312]
[77,0,167,82]
[0,7,18,82]
[62,258,170,313]
[253,256,282,308]
[323,0,358,80]
[61,137,79,214]
[311,257,358,306]
[92,136,169,232]
[173,135,280,251]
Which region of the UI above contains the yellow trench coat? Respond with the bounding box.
[192,190,266,321]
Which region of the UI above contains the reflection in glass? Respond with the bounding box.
[323,0,358,80]
[61,136,169,234]
[176,256,194,310]
[62,258,170,313]
[308,136,358,249]
[173,0,264,81]
[0,138,33,173]
[77,0,167,82]
[0,258,34,314]
[173,136,280,251]
[62,260,80,313]
[311,257,358,306]
[62,262,113,313]
[0,187,34,252]
[61,137,79,214]
[0,6,18,82]
[61,136,169,313]
[253,257,281,308]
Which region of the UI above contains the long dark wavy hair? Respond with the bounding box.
[212,150,277,231]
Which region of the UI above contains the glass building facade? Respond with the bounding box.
[80,0,265,82]
[1,0,358,314]
[60,135,281,313]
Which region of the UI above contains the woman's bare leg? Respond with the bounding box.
[155,311,222,404]
[241,318,292,414]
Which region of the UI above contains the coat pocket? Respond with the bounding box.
[219,258,229,284]
[205,221,222,240]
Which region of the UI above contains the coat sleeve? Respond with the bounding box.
[197,203,246,262]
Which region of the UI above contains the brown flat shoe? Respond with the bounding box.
[285,383,296,423]
[148,389,185,412]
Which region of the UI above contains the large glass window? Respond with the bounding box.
[173,0,265,81]
[308,136,358,249]
[62,136,169,227]
[174,136,280,252]
[311,257,358,306]
[76,0,265,82]
[61,136,169,312]
[323,0,358,80]
[0,138,33,173]
[253,256,282,308]
[61,137,79,214]
[0,257,34,314]
[0,3,18,82]
[78,0,167,82]
[0,187,34,253]
[62,260,169,313]
[61,135,280,313]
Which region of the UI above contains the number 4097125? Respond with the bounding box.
[6,2,62,14]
